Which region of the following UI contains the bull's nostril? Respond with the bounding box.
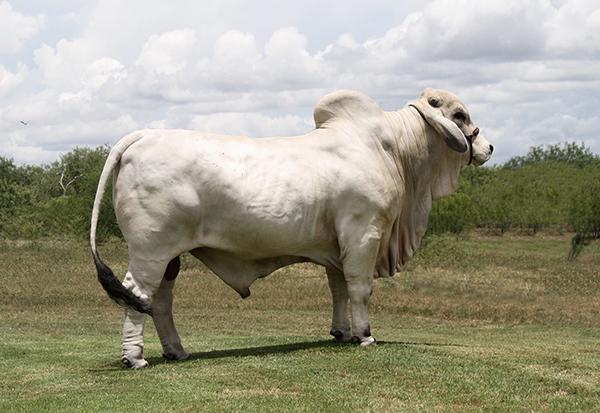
[489,144,494,153]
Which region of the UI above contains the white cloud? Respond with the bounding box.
[199,30,261,90]
[83,58,127,90]
[136,29,197,77]
[2,0,600,165]
[545,0,600,56]
[401,1,550,61]
[213,30,260,65]
[196,28,327,92]
[262,27,325,86]
[0,62,27,95]
[0,140,61,165]
[524,113,600,145]
[33,38,96,90]
[0,1,45,53]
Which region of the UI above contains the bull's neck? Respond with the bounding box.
[372,108,463,274]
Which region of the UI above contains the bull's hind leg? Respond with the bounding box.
[121,308,148,368]
[151,256,190,361]
[326,267,351,342]
[120,258,169,368]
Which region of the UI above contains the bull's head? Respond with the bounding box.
[411,88,493,166]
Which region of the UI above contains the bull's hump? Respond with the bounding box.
[313,90,384,128]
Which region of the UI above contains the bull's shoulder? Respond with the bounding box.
[313,90,384,128]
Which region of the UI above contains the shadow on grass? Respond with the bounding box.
[94,338,467,370]
[145,338,467,366]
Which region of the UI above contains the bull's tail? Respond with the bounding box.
[90,131,152,315]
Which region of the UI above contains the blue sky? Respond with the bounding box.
[1,0,599,164]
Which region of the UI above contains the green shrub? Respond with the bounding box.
[428,192,475,235]
[0,147,120,240]
[568,172,600,259]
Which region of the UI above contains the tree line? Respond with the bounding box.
[427,142,600,257]
[1,142,599,256]
[0,146,118,240]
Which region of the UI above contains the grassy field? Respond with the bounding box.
[1,234,599,412]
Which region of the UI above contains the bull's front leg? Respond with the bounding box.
[326,267,351,342]
[340,228,380,347]
[346,272,375,346]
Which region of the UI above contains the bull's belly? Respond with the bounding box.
[192,215,338,263]
[188,218,341,298]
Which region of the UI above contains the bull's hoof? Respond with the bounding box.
[360,336,376,346]
[330,329,352,343]
[351,335,376,347]
[121,356,149,369]
[163,350,191,361]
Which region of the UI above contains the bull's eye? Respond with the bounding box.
[453,111,466,122]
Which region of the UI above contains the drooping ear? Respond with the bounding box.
[412,96,468,153]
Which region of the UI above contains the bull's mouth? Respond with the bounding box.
[471,153,492,166]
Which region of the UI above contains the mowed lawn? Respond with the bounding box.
[1,234,599,412]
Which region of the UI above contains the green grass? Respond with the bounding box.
[1,235,599,412]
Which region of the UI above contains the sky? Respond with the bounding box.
[1,0,599,165]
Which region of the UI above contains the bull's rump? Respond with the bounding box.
[113,130,340,259]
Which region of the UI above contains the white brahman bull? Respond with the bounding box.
[90,88,493,368]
